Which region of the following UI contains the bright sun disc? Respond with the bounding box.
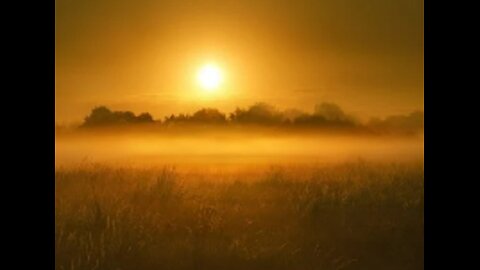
[197,64,222,91]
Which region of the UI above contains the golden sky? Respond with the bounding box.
[56,0,423,123]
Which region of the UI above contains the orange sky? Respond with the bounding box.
[56,0,423,123]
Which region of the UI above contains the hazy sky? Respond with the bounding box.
[56,0,423,123]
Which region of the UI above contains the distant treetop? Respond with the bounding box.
[81,106,154,127]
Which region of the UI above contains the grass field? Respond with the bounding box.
[55,161,423,270]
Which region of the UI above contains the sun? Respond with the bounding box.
[197,64,223,91]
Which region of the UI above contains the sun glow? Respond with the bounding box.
[197,64,223,91]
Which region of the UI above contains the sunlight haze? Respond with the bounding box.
[55,0,423,123]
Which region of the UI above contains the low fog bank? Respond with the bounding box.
[55,131,423,168]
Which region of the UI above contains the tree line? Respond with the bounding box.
[80,102,423,134]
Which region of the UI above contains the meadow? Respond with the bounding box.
[55,161,423,270]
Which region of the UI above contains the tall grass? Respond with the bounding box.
[55,162,423,270]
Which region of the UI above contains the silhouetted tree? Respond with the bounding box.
[83,106,115,127]
[136,112,154,123]
[82,106,154,127]
[290,103,356,128]
[191,108,227,124]
[293,114,328,126]
[164,108,227,125]
[230,103,285,125]
[367,111,424,134]
[113,111,136,123]
[314,103,350,122]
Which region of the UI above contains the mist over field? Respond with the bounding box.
[55,130,423,169]
[55,102,423,168]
